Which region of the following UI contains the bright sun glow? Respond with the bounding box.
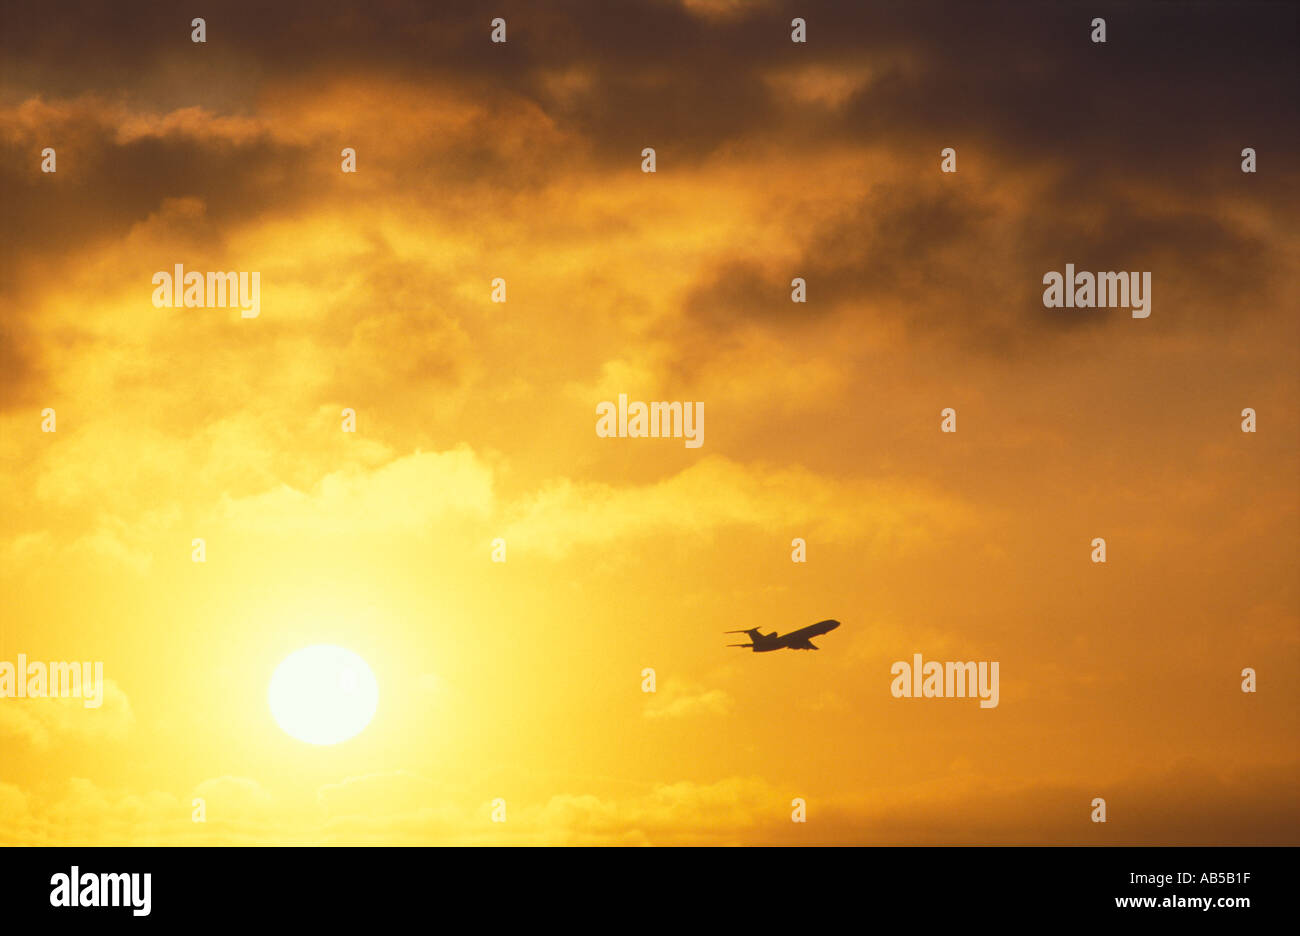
[268,645,378,745]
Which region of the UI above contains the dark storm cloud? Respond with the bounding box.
[2,0,1295,368]
[4,0,1294,193]
[679,171,1288,355]
[683,181,988,327]
[3,1,1295,152]
[0,317,43,412]
[660,2,1295,351]
[0,123,313,279]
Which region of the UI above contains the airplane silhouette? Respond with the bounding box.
[726,619,841,652]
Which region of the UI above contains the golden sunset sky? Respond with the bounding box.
[1,0,1297,844]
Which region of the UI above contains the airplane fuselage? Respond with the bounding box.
[734,619,841,652]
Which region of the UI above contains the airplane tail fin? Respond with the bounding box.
[725,628,761,649]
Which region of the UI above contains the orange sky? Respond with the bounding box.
[1,0,1297,844]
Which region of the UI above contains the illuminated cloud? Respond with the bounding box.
[643,680,733,719]
[0,680,134,749]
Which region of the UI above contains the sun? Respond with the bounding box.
[268,645,378,745]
